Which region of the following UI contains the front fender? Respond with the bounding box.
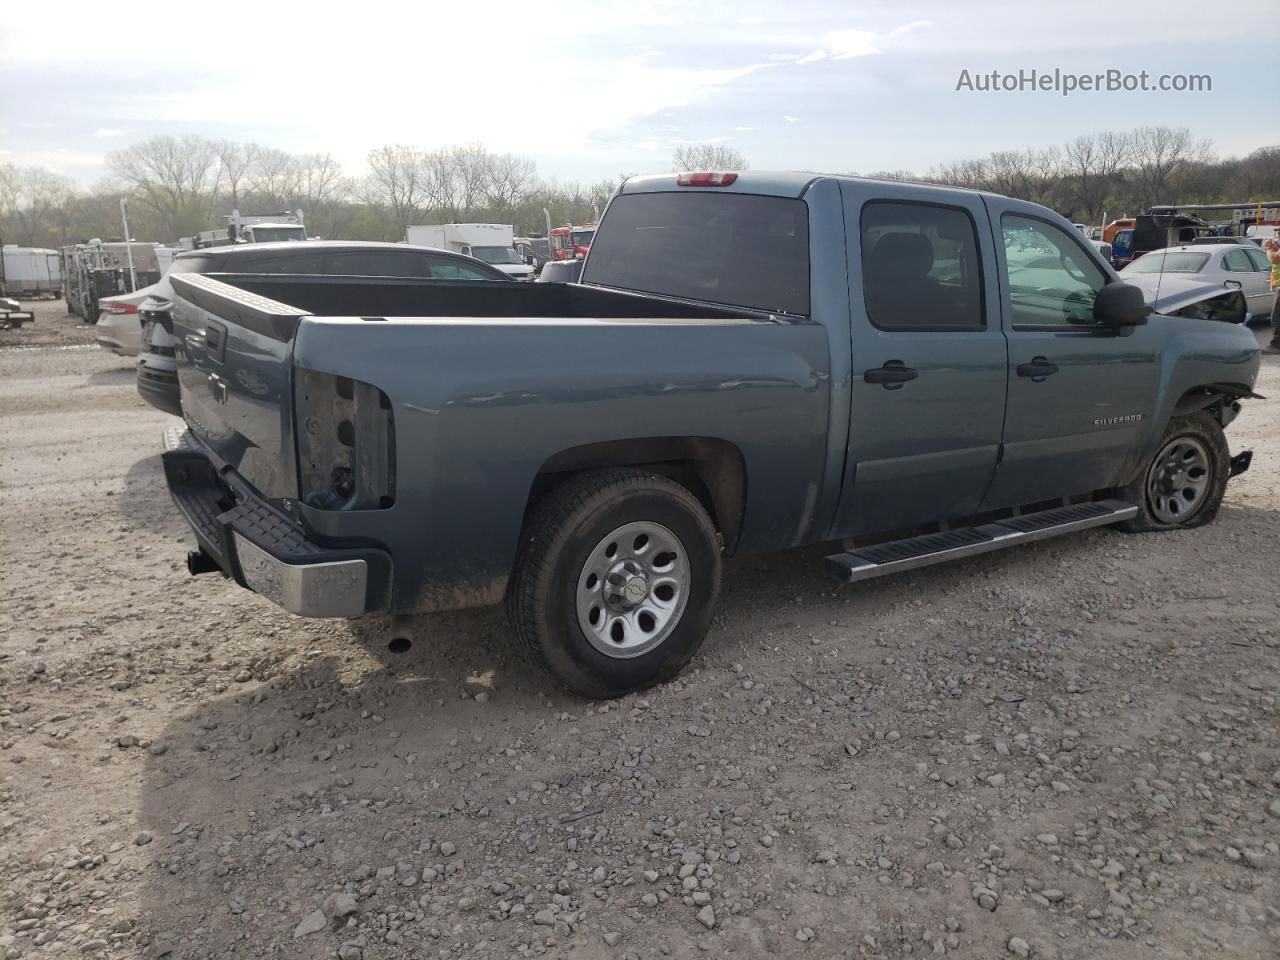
[1138,315,1260,470]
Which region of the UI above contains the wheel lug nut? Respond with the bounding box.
[607,573,623,585]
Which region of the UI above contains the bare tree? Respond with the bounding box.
[483,152,537,218]
[213,140,253,210]
[671,144,749,172]
[7,168,77,245]
[423,144,494,221]
[294,154,346,209]
[362,145,429,228]
[107,135,219,235]
[1061,132,1132,222]
[1129,126,1212,209]
[248,146,301,210]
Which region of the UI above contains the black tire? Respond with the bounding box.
[507,469,722,699]
[1117,412,1229,532]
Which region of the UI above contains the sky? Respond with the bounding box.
[2,0,1279,188]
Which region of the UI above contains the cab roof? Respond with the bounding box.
[619,170,991,202]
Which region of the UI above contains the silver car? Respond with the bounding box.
[1119,244,1274,322]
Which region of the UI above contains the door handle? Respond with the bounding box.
[864,360,919,389]
[1016,357,1059,381]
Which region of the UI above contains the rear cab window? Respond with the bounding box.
[582,192,810,316]
[860,201,984,330]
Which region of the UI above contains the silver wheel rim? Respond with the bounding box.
[1146,436,1211,524]
[575,520,690,659]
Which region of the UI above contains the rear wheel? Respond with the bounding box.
[1118,412,1229,532]
[507,469,721,699]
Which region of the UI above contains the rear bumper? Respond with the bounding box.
[137,360,182,416]
[161,427,390,618]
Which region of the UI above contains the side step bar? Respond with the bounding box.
[823,499,1138,584]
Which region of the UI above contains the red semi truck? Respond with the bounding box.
[549,223,596,261]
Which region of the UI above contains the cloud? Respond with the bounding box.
[795,49,831,65]
[733,126,758,132]
[884,19,933,40]
[784,115,800,123]
[791,20,933,66]
[93,127,125,137]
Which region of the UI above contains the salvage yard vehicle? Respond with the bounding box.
[181,209,308,249]
[1,245,62,298]
[1119,244,1275,323]
[405,224,537,280]
[161,171,1260,698]
[137,241,512,416]
[1,296,34,329]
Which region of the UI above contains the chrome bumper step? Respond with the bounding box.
[823,500,1138,584]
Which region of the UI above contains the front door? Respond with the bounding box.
[831,181,1008,538]
[980,199,1162,509]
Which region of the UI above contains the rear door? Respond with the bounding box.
[979,199,1161,509]
[1235,246,1274,317]
[831,181,1008,537]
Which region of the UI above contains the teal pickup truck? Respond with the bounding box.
[163,170,1260,698]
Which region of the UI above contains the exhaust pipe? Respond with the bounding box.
[388,614,415,654]
[186,549,221,576]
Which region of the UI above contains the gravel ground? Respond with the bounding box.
[2,299,1278,960]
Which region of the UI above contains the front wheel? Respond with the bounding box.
[507,469,722,698]
[1118,412,1229,532]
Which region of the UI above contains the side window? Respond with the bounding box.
[244,252,326,274]
[1001,214,1106,327]
[428,258,497,280]
[860,201,984,330]
[323,251,414,276]
[1221,248,1253,273]
[1245,246,1271,272]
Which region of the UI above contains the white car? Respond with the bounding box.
[94,283,164,356]
[1119,243,1275,322]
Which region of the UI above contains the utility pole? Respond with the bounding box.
[120,198,137,291]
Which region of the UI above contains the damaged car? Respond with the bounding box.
[1119,244,1274,323]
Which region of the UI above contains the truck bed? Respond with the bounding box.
[175,273,771,340]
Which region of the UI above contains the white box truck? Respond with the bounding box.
[405,223,535,280]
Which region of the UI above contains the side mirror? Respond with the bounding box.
[1093,281,1151,328]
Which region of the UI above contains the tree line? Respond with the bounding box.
[1,128,1275,250]
[867,127,1279,225]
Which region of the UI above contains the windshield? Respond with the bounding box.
[1121,252,1209,275]
[250,227,306,242]
[470,245,522,265]
[583,192,809,315]
[572,230,595,248]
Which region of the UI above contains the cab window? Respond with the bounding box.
[1001,214,1106,327]
[859,201,983,330]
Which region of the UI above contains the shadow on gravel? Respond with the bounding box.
[118,452,179,532]
[86,365,138,386]
[126,494,1280,957]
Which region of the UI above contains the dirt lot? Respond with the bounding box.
[1,298,1277,960]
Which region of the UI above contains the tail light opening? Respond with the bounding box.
[295,369,396,510]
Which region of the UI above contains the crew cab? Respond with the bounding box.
[162,171,1260,698]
